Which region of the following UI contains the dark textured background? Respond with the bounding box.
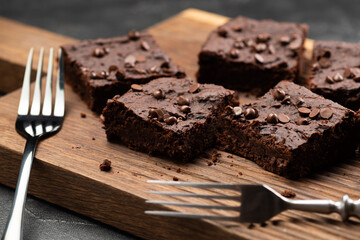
[1,0,359,239]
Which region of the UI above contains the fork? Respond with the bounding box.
[1,48,64,240]
[145,180,360,223]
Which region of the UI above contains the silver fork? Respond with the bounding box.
[1,48,64,240]
[145,180,360,223]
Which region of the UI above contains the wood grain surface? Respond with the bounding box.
[0,8,360,240]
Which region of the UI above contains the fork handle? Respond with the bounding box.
[286,195,360,221]
[2,137,39,240]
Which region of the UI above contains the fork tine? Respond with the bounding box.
[145,211,239,221]
[147,180,241,190]
[54,48,65,117]
[148,191,240,201]
[146,200,239,210]
[18,48,34,115]
[42,48,54,116]
[30,48,44,115]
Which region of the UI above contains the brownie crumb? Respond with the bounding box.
[281,190,296,198]
[227,155,233,158]
[92,137,96,140]
[207,160,213,166]
[176,168,181,173]
[99,159,112,171]
[211,150,221,163]
[247,223,255,229]
[260,222,267,227]
[238,171,243,176]
[271,220,280,226]
[230,164,234,167]
[173,176,179,181]
[80,112,86,118]
[167,167,171,170]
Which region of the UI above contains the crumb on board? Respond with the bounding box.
[99,159,112,171]
[260,222,267,227]
[238,171,243,176]
[80,112,86,118]
[281,190,296,198]
[176,168,181,173]
[173,176,179,181]
[247,223,255,229]
[227,154,233,158]
[211,150,221,163]
[92,137,96,140]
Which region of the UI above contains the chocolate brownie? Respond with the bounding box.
[102,77,235,162]
[197,16,308,94]
[216,81,359,178]
[309,41,360,111]
[62,31,185,113]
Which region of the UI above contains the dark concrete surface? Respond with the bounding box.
[0,0,360,239]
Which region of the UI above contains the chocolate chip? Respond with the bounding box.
[148,109,158,118]
[164,116,177,125]
[354,74,360,82]
[124,55,136,68]
[180,105,191,113]
[298,107,311,116]
[135,55,147,63]
[253,43,267,53]
[101,71,109,78]
[233,106,242,116]
[140,41,150,51]
[232,24,243,32]
[312,63,320,71]
[93,47,105,57]
[279,36,291,45]
[115,70,125,80]
[344,67,354,78]
[217,27,228,37]
[278,114,290,123]
[319,49,331,58]
[161,61,170,68]
[325,75,334,84]
[320,108,333,119]
[230,48,239,58]
[149,66,160,73]
[104,47,110,54]
[244,107,259,119]
[296,118,310,125]
[189,83,200,93]
[233,41,245,49]
[318,57,331,68]
[155,109,164,121]
[177,96,190,106]
[273,89,286,100]
[128,30,140,40]
[131,84,142,91]
[333,72,343,82]
[288,38,302,50]
[266,113,279,124]
[256,33,271,43]
[109,65,118,72]
[296,97,305,106]
[268,45,276,54]
[309,108,320,119]
[245,39,255,48]
[281,95,291,104]
[254,54,264,64]
[152,89,165,99]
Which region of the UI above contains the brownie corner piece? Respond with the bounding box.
[102,77,235,162]
[309,40,360,111]
[197,16,308,94]
[216,80,359,178]
[61,30,185,113]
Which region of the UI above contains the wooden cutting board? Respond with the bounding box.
[1,8,360,240]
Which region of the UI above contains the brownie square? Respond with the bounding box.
[309,41,360,111]
[197,16,308,95]
[216,81,359,178]
[62,31,185,113]
[102,78,235,162]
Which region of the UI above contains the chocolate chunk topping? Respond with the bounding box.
[254,43,267,53]
[180,105,191,113]
[325,75,334,84]
[232,24,243,32]
[233,41,245,49]
[279,36,291,45]
[268,45,276,54]
[109,65,118,72]
[273,89,286,100]
[298,107,311,116]
[320,108,333,119]
[93,47,105,58]
[161,61,170,68]
[278,114,290,123]
[309,108,320,119]
[177,96,190,106]
[296,97,305,106]
[152,89,165,99]
[266,113,279,124]
[344,67,354,78]
[124,55,136,68]
[288,38,302,50]
[233,106,242,116]
[333,72,343,82]
[312,63,320,71]
[230,48,239,58]
[131,84,143,91]
[256,33,271,43]
[354,74,360,82]
[281,95,291,104]
[149,66,160,73]
[244,107,259,119]
[319,48,331,58]
[318,57,331,68]
[189,83,200,93]
[164,116,177,125]
[155,109,164,121]
[128,30,140,40]
[217,27,228,37]
[148,109,157,118]
[101,71,109,78]
[140,41,150,51]
[115,70,125,80]
[254,54,264,64]
[296,118,310,125]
